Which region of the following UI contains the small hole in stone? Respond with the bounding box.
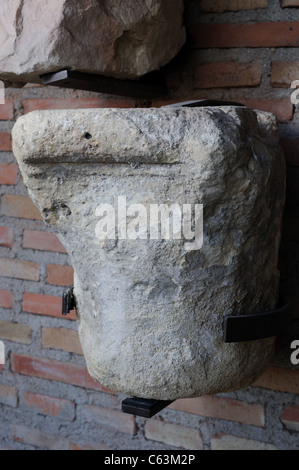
[84,132,92,140]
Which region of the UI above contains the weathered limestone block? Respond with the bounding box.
[0,0,185,85]
[12,106,285,400]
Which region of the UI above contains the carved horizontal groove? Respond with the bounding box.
[24,160,182,166]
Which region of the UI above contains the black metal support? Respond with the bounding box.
[40,70,167,99]
[62,286,76,316]
[122,397,173,418]
[164,99,246,108]
[223,295,292,343]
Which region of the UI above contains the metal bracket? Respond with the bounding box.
[40,69,167,100]
[122,397,173,418]
[163,99,246,108]
[62,286,76,316]
[223,295,292,343]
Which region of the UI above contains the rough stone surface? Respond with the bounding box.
[0,0,185,85]
[12,106,285,400]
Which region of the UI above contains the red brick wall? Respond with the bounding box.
[0,0,299,450]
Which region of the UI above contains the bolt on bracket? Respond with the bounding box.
[62,286,76,316]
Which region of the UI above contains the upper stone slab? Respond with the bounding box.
[0,0,185,85]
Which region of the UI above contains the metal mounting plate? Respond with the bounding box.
[122,397,173,418]
[62,286,75,316]
[40,70,167,99]
[163,99,246,108]
[223,295,292,343]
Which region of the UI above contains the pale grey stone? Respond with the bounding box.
[12,106,285,400]
[211,435,277,451]
[0,0,185,85]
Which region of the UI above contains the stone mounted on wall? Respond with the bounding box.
[0,0,186,86]
[12,106,286,400]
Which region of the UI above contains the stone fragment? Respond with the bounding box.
[0,0,185,84]
[12,106,285,400]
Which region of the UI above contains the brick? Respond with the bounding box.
[0,226,14,248]
[144,420,203,450]
[81,405,136,435]
[1,195,42,220]
[70,442,111,451]
[46,264,74,286]
[11,354,115,393]
[23,391,75,421]
[271,61,299,87]
[23,98,135,114]
[253,367,299,394]
[0,321,32,344]
[0,163,18,185]
[282,0,299,6]
[200,0,267,12]
[0,384,18,407]
[190,22,299,48]
[10,424,69,450]
[194,62,261,88]
[281,405,299,431]
[22,292,76,321]
[165,70,183,90]
[280,139,299,166]
[0,132,12,151]
[241,99,293,122]
[0,290,14,309]
[23,230,67,253]
[211,433,276,450]
[153,99,293,122]
[0,258,39,281]
[0,100,14,120]
[42,327,83,355]
[170,396,265,427]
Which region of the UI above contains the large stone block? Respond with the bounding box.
[12,106,285,400]
[0,0,185,85]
